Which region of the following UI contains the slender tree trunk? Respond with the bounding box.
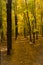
[15,14,18,40]
[0,1,2,28]
[32,15,36,43]
[33,32,35,43]
[7,0,12,55]
[25,0,32,41]
[34,0,38,40]
[27,12,32,42]
[24,27,26,38]
[23,13,26,38]
[41,10,43,37]
[14,0,18,40]
[41,25,43,37]
[34,15,38,40]
[0,0,3,42]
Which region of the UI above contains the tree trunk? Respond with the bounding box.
[15,14,18,40]
[41,11,43,37]
[27,12,32,42]
[7,0,12,55]
[23,13,26,38]
[41,25,43,37]
[33,32,35,43]
[0,0,3,42]
[24,27,26,38]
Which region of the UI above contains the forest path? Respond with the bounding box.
[1,35,43,65]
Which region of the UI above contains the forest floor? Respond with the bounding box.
[0,35,43,65]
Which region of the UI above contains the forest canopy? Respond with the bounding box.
[0,0,43,36]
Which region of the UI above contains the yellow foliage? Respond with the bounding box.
[18,14,23,21]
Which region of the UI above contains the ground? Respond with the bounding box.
[0,35,43,65]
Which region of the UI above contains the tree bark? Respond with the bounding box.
[0,0,3,42]
[7,0,12,55]
[27,12,32,42]
[15,14,18,40]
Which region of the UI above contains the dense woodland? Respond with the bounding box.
[0,0,43,54]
